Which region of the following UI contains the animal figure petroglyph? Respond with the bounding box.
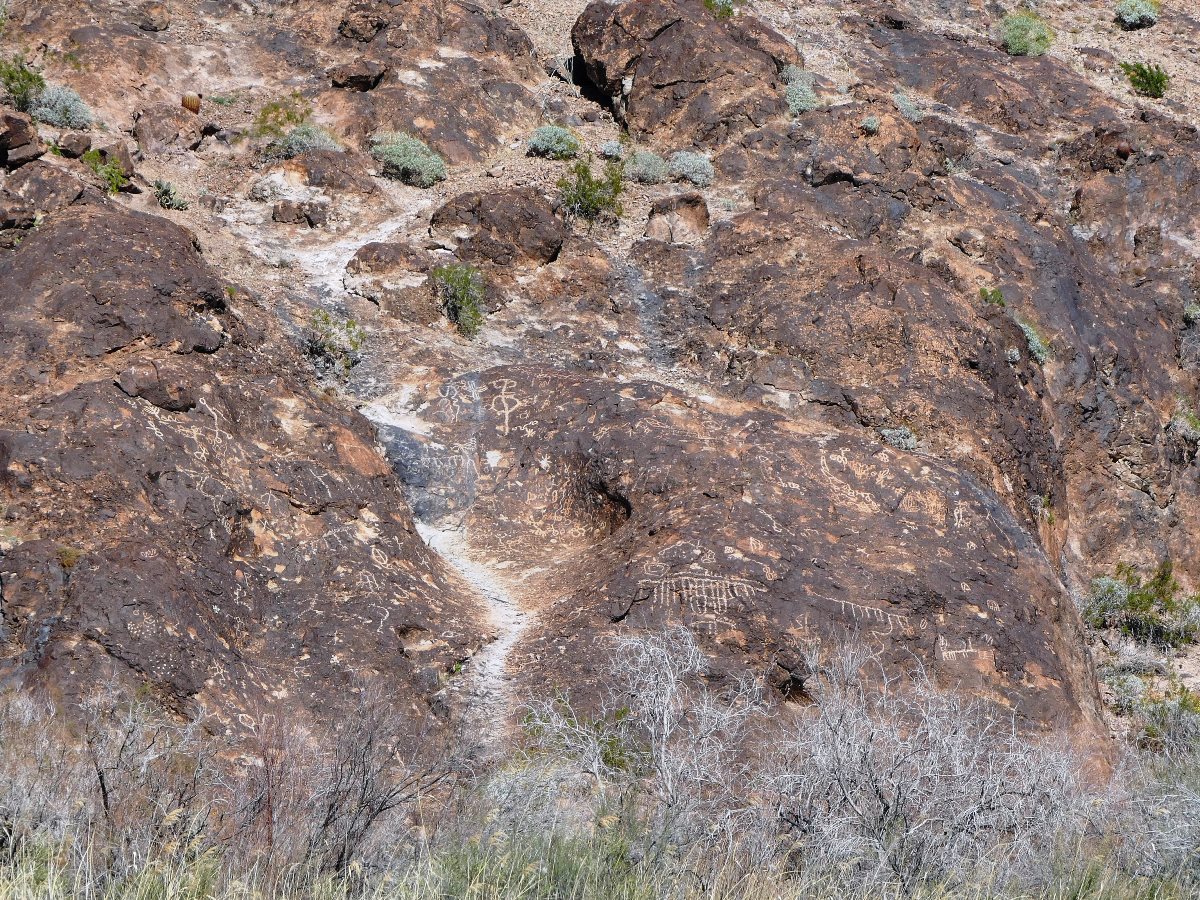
[832,598,922,636]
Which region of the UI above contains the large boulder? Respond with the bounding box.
[571,0,798,147]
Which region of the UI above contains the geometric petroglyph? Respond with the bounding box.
[638,558,765,621]
[831,597,925,637]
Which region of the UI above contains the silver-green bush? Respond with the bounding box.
[269,123,339,158]
[1115,0,1159,29]
[668,150,714,187]
[370,131,446,187]
[784,69,820,115]
[1001,12,1054,57]
[29,84,91,128]
[527,124,580,160]
[626,149,666,184]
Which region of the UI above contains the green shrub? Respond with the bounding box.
[81,149,129,194]
[668,150,714,187]
[557,160,624,224]
[431,263,485,338]
[306,309,365,377]
[703,0,740,18]
[153,180,189,210]
[527,124,580,160]
[1115,0,1159,29]
[1084,561,1200,647]
[1184,303,1200,327]
[1103,672,1148,715]
[625,150,665,184]
[0,55,45,112]
[29,84,91,128]
[860,115,880,135]
[893,91,923,123]
[267,122,339,159]
[979,286,1006,306]
[251,91,310,138]
[1001,12,1054,57]
[370,131,446,187]
[1120,61,1169,98]
[1170,402,1200,444]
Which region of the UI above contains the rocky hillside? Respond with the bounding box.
[2,0,1198,746]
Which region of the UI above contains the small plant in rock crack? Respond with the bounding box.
[306,309,365,377]
[860,115,880,135]
[0,54,45,112]
[81,149,129,194]
[880,426,916,451]
[1120,61,1169,98]
[527,124,581,160]
[979,285,1006,306]
[892,91,924,123]
[1001,11,1054,57]
[1115,0,1160,30]
[431,263,486,338]
[153,180,189,210]
[557,159,624,225]
[1014,315,1049,364]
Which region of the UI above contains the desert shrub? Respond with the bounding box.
[306,309,365,377]
[267,122,339,158]
[1120,61,1169,98]
[153,180,189,210]
[599,139,624,160]
[251,91,310,138]
[1015,316,1049,364]
[979,285,1006,306]
[430,263,486,338]
[527,124,580,160]
[0,54,44,112]
[29,84,91,128]
[1185,303,1200,326]
[860,115,880,135]
[1083,561,1200,647]
[1103,672,1148,715]
[703,0,740,18]
[557,160,624,224]
[784,70,820,115]
[370,131,446,187]
[1137,682,1200,753]
[880,426,916,451]
[1115,0,1160,29]
[625,150,666,184]
[1170,402,1200,444]
[81,149,129,194]
[1002,11,1055,57]
[668,150,714,187]
[892,91,924,123]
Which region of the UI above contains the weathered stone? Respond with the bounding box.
[572,0,798,147]
[0,111,44,170]
[429,188,565,267]
[329,58,388,91]
[57,131,93,159]
[134,102,204,154]
[272,199,329,227]
[644,192,709,243]
[137,1,170,31]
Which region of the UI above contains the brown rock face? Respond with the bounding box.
[329,59,388,91]
[571,0,798,147]
[429,189,565,268]
[0,186,483,729]
[135,102,204,154]
[644,192,709,243]
[0,110,44,170]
